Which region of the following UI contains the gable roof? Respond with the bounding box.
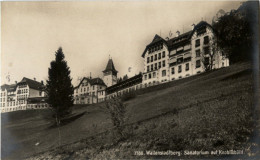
[75,77,106,89]
[167,31,192,50]
[1,84,17,92]
[1,84,11,91]
[18,77,44,90]
[141,21,213,57]
[141,34,167,57]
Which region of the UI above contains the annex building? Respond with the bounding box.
[0,77,48,113]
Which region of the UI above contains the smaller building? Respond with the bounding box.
[0,77,48,113]
[73,77,106,104]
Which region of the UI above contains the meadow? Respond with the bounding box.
[1,62,259,159]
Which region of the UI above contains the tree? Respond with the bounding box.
[201,37,220,71]
[117,77,123,83]
[105,97,127,141]
[212,1,257,63]
[123,74,128,81]
[46,47,74,126]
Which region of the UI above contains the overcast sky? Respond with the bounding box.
[1,1,242,86]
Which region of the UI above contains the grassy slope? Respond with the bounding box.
[2,62,258,159]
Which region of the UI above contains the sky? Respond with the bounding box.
[1,1,242,86]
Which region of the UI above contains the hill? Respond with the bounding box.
[1,62,258,159]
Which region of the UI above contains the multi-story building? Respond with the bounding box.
[0,77,48,113]
[73,77,106,104]
[141,21,229,86]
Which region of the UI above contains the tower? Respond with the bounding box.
[103,58,118,87]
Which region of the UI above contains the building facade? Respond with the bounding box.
[141,21,229,86]
[73,77,107,104]
[1,77,48,113]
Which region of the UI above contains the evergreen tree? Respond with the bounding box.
[46,47,74,125]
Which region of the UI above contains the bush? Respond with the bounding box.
[105,97,127,141]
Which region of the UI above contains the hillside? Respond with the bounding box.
[2,62,258,159]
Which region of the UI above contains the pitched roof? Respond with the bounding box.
[167,31,192,50]
[75,77,106,89]
[1,84,10,91]
[90,78,106,86]
[103,59,118,73]
[1,84,17,92]
[18,77,44,90]
[141,34,167,57]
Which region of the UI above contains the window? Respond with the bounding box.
[171,68,175,74]
[93,86,95,90]
[149,73,151,79]
[162,61,165,67]
[153,72,156,78]
[147,66,150,72]
[158,53,161,59]
[177,57,183,64]
[76,89,78,93]
[204,46,210,55]
[162,51,165,58]
[144,75,147,80]
[222,62,224,67]
[162,70,166,77]
[196,49,200,57]
[84,88,86,92]
[161,44,163,49]
[178,65,182,73]
[147,57,150,63]
[195,39,200,47]
[186,63,189,71]
[196,60,201,68]
[155,63,157,70]
[151,56,153,62]
[204,36,209,44]
[151,64,153,71]
[155,54,157,61]
[159,62,161,68]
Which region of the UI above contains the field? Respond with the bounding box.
[1,62,259,159]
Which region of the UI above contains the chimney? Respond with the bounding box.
[176,31,180,37]
[34,78,36,81]
[90,72,92,79]
[41,80,44,85]
[191,23,195,30]
[15,81,17,84]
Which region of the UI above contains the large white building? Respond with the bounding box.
[141,21,229,86]
[0,77,48,113]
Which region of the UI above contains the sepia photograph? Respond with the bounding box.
[1,0,259,159]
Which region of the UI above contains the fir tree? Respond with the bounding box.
[46,47,74,125]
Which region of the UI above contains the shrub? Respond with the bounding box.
[105,97,127,141]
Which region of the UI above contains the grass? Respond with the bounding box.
[1,62,259,159]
